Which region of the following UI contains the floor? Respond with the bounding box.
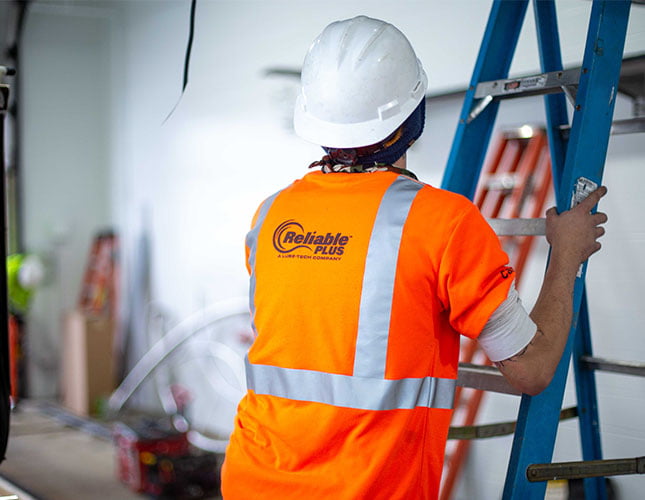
[0,400,222,500]
[0,400,143,500]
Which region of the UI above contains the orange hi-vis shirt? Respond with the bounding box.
[222,170,514,499]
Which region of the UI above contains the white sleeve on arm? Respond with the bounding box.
[478,283,537,362]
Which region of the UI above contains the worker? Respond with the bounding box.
[221,16,607,499]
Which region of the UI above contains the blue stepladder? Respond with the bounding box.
[441,1,632,499]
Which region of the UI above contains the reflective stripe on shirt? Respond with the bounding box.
[246,356,455,411]
[354,176,423,378]
[246,190,282,337]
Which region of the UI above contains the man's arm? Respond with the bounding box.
[494,186,608,396]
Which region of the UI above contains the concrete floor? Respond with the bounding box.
[0,400,222,500]
[0,400,143,500]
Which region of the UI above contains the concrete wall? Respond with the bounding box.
[18,0,645,498]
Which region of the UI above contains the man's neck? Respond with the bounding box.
[393,154,407,170]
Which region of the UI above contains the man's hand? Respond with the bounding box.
[546,186,608,270]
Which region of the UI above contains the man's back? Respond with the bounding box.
[222,170,514,499]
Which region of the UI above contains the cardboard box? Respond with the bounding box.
[60,310,116,416]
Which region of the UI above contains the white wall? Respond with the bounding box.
[18,0,645,498]
[20,2,114,398]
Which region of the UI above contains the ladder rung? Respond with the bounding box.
[610,116,645,135]
[448,406,577,440]
[457,363,520,395]
[474,67,580,100]
[502,124,544,140]
[483,173,520,191]
[449,419,516,440]
[527,456,645,482]
[487,218,546,236]
[560,116,645,138]
[580,355,645,377]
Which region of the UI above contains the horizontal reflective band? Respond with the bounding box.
[246,358,456,411]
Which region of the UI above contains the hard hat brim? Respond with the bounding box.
[294,71,428,149]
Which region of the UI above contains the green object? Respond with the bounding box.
[6,254,34,315]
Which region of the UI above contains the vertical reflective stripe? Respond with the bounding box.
[353,176,423,378]
[246,190,282,336]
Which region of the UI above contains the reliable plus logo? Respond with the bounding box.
[272,220,352,261]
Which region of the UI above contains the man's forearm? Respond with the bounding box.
[494,251,579,395]
[493,186,608,395]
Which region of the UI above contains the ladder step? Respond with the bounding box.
[475,67,580,100]
[527,456,645,482]
[449,419,516,440]
[560,116,645,138]
[449,406,577,440]
[483,173,520,191]
[457,363,520,395]
[610,117,645,135]
[580,355,645,377]
[487,218,546,236]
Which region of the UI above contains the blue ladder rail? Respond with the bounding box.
[440,1,631,499]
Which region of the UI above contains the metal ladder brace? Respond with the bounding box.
[440,1,631,498]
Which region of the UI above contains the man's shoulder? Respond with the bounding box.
[414,182,478,212]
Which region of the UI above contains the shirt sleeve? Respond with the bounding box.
[437,201,516,339]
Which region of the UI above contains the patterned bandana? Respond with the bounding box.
[307,159,418,180]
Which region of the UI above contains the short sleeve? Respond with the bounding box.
[437,202,515,339]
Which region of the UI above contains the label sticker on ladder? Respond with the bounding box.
[571,177,598,277]
[570,177,598,208]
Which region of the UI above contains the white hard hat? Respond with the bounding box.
[294,16,427,148]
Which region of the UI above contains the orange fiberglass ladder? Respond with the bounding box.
[440,127,553,500]
[78,231,119,318]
